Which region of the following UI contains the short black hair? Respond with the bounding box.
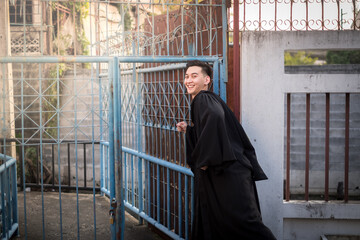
[185,60,213,79]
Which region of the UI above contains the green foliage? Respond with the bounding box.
[51,2,90,56]
[284,51,318,66]
[113,3,133,31]
[326,50,360,64]
[124,8,132,31]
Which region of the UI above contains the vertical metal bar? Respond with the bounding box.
[20,63,28,239]
[84,144,87,188]
[181,0,184,56]
[73,4,76,56]
[124,154,128,203]
[105,3,109,56]
[325,93,330,201]
[39,63,45,240]
[90,60,97,240]
[221,0,228,84]
[337,0,341,30]
[1,170,6,239]
[113,57,124,240]
[131,155,135,206]
[138,157,143,223]
[305,0,309,30]
[233,0,240,120]
[275,0,278,31]
[305,93,310,201]
[108,59,116,239]
[209,0,213,55]
[57,6,60,55]
[213,60,219,95]
[166,2,170,56]
[195,0,198,56]
[152,164,155,218]
[68,143,71,187]
[11,162,19,236]
[353,0,356,30]
[56,63,63,239]
[286,93,291,201]
[6,166,11,238]
[344,93,350,202]
[138,157,143,217]
[36,145,39,185]
[22,0,26,54]
[191,177,194,236]
[290,0,293,31]
[147,161,150,217]
[259,0,262,31]
[321,0,325,30]
[185,175,188,240]
[52,144,55,188]
[178,173,182,238]
[99,74,104,195]
[167,168,170,229]
[74,64,80,240]
[20,146,24,190]
[157,164,160,222]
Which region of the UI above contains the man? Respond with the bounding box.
[176,61,276,240]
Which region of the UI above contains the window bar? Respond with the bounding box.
[286,93,291,201]
[344,93,350,202]
[305,93,310,201]
[325,93,330,201]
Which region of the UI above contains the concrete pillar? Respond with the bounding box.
[0,1,16,158]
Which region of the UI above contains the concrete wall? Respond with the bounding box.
[240,31,360,240]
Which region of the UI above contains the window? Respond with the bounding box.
[9,0,32,25]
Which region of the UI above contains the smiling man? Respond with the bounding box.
[176,61,276,240]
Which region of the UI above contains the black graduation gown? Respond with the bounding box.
[185,91,276,240]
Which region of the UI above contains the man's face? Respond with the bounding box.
[184,66,210,99]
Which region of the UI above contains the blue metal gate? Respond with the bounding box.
[118,57,225,240]
[0,56,118,240]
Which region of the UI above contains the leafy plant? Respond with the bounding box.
[284,51,318,66]
[326,50,360,64]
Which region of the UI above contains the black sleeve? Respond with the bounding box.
[188,93,237,169]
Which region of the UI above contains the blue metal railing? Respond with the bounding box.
[0,154,19,240]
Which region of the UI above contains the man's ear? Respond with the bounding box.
[205,76,211,86]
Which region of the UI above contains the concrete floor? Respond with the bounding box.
[15,191,165,240]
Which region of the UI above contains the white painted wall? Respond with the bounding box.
[240,31,360,240]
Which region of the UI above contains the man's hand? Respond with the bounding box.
[176,121,187,133]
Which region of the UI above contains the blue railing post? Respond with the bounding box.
[108,58,116,240]
[0,155,19,240]
[113,57,125,240]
